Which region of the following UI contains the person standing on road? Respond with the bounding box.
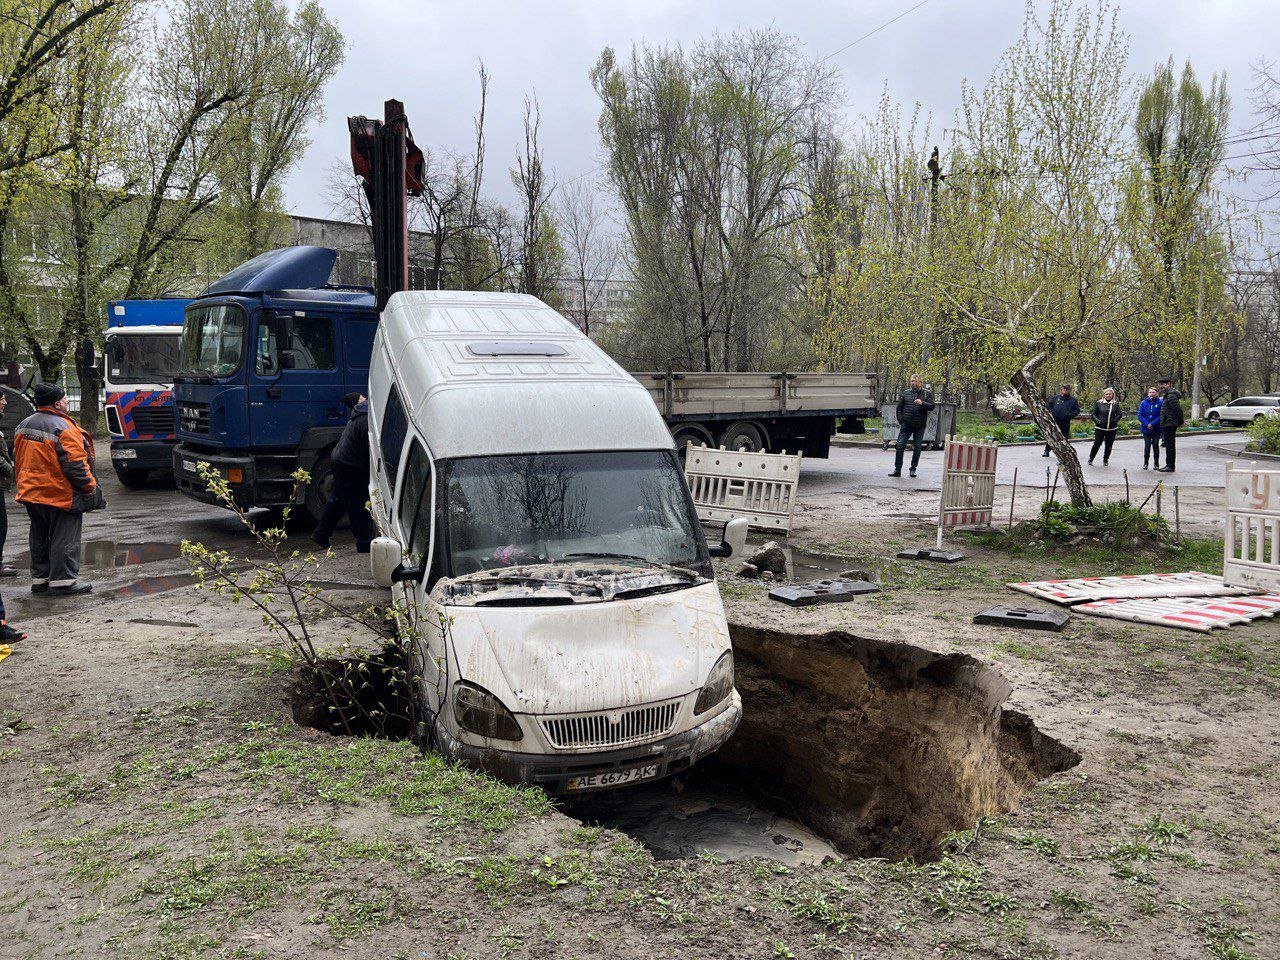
[1043,383,1081,457]
[311,393,373,553]
[889,374,935,479]
[1156,377,1184,473]
[0,392,19,577]
[1088,387,1122,466]
[14,383,104,596]
[1137,386,1163,470]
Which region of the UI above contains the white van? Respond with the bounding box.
[365,291,747,792]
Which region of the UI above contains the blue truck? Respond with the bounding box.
[171,246,378,519]
[104,299,190,486]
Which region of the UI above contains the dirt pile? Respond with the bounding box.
[718,624,1080,861]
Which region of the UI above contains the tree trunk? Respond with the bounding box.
[1012,354,1091,508]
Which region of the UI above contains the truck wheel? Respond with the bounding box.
[718,420,767,453]
[671,424,715,460]
[113,465,150,489]
[303,454,335,524]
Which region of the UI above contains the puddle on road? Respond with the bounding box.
[10,539,184,571]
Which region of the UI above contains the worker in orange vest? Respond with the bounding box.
[14,383,105,596]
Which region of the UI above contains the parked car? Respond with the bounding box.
[367,289,748,794]
[1204,396,1280,425]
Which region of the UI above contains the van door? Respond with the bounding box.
[248,311,347,447]
[394,435,443,716]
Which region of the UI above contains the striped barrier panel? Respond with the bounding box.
[1223,461,1280,592]
[1076,593,1280,632]
[937,439,999,546]
[684,443,803,533]
[1008,571,1252,605]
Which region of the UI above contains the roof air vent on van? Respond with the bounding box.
[467,341,568,357]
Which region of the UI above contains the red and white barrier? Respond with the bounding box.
[1075,593,1280,632]
[1009,571,1252,606]
[937,438,998,548]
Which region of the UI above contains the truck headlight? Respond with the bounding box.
[453,681,523,742]
[694,651,734,715]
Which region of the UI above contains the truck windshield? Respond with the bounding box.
[179,304,246,378]
[439,450,709,578]
[107,333,181,386]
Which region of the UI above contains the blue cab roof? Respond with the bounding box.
[107,298,192,327]
[198,246,376,310]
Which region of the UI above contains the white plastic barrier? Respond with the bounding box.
[936,438,998,547]
[1009,571,1251,605]
[684,443,803,533]
[1223,461,1280,592]
[1076,594,1280,633]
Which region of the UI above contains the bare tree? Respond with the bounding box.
[511,97,565,307]
[555,179,621,335]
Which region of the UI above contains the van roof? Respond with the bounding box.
[381,290,673,460]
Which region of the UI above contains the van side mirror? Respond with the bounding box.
[708,517,749,560]
[370,537,403,588]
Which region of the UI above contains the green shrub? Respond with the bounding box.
[1032,501,1168,543]
[1247,415,1280,454]
[1118,417,1141,434]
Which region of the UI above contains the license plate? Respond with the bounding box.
[181,459,203,473]
[112,448,137,459]
[564,763,660,791]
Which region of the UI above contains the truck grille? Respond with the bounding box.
[131,406,176,436]
[178,402,210,433]
[540,700,681,750]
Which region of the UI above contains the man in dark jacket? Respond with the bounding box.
[890,374,935,478]
[1043,383,1081,457]
[311,393,374,552]
[1156,378,1184,473]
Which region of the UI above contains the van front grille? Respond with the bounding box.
[540,701,681,750]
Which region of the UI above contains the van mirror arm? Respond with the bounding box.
[391,563,425,584]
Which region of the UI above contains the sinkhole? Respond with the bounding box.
[288,625,1080,864]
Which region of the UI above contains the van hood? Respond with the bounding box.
[439,580,731,715]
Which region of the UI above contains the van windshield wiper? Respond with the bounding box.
[558,552,703,579]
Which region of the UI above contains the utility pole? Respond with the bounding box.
[923,147,944,380]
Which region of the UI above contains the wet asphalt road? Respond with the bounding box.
[803,431,1244,496]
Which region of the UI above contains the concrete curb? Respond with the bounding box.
[1207,442,1280,462]
[832,428,1244,450]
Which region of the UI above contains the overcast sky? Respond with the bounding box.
[283,0,1280,222]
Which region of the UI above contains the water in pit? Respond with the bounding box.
[563,767,839,865]
[9,539,183,571]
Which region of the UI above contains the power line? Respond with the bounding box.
[822,0,935,62]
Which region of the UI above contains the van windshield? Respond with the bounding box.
[439,450,709,578]
[179,304,246,379]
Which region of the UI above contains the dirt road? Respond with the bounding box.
[0,471,1276,960]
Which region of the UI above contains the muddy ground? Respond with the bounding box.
[1,474,1277,960]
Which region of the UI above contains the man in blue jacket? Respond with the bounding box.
[1043,384,1081,457]
[1137,386,1163,470]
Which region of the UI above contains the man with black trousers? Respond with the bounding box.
[889,374,935,478]
[311,393,374,552]
[1043,383,1081,457]
[1156,377,1184,473]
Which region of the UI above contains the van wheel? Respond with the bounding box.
[113,466,149,489]
[302,454,335,524]
[718,420,767,453]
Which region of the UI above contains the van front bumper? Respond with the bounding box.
[438,693,743,793]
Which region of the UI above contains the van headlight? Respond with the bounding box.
[453,681,523,741]
[694,651,734,715]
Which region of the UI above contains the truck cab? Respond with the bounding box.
[103,299,189,487]
[171,247,378,518]
[366,290,747,793]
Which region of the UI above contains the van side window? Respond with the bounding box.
[399,439,433,560]
[380,385,408,482]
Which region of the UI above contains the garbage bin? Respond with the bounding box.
[880,401,958,451]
